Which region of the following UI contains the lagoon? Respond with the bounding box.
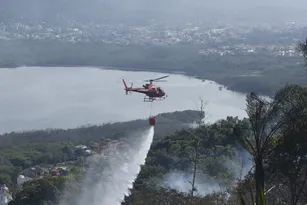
[0,66,248,134]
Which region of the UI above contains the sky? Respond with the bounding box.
[1,0,307,24]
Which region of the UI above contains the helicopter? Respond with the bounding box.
[122,75,169,102]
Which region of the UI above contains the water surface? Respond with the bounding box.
[0,66,248,134]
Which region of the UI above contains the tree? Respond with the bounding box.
[296,38,307,66]
[189,136,202,197]
[233,84,307,205]
[189,98,209,197]
[196,98,208,127]
[10,176,67,205]
[268,97,307,205]
[122,187,222,205]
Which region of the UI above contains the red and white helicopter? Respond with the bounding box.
[122,75,169,102]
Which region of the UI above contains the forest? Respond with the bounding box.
[0,110,199,185]
[0,39,306,97]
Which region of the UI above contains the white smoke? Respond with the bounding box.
[224,149,253,180]
[59,126,154,205]
[160,149,253,196]
[161,170,221,196]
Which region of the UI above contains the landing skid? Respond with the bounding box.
[143,96,166,102]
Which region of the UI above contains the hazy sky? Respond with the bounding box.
[2,0,307,24]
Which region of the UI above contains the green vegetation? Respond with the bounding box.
[297,39,307,67]
[0,110,199,186]
[0,39,306,97]
[2,83,307,205]
[125,84,307,205]
[6,115,246,205]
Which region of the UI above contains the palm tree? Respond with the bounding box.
[233,84,307,205]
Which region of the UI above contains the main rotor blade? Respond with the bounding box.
[152,75,169,81]
[143,80,167,82]
[143,75,170,82]
[154,80,167,82]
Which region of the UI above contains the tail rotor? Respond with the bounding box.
[125,82,133,95]
[127,83,133,95]
[122,79,132,95]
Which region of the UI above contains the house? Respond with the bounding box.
[89,142,100,151]
[21,165,50,178]
[17,175,33,187]
[49,167,70,176]
[85,149,92,154]
[0,184,12,205]
[76,145,92,155]
[76,145,87,150]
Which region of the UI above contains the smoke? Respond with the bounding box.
[228,149,254,180]
[59,126,154,205]
[160,149,253,196]
[161,170,221,196]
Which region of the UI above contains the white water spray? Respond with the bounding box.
[60,126,154,205]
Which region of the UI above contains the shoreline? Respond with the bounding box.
[1,64,188,76]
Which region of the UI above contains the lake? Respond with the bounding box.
[0,66,248,134]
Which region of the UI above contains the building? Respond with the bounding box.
[0,184,12,205]
[49,167,70,176]
[21,165,49,178]
[76,145,88,150]
[17,175,33,187]
[17,165,50,187]
[76,145,92,155]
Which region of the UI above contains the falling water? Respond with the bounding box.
[59,126,155,205]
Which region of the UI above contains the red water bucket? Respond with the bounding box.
[149,117,156,126]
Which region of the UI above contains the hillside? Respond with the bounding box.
[0,110,199,186]
[6,115,247,205]
[0,110,199,146]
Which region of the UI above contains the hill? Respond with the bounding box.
[6,114,247,205]
[0,110,199,185]
[0,110,199,146]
